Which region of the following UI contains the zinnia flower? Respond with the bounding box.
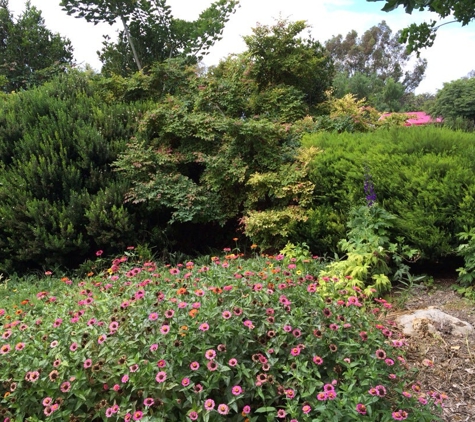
[356,403,367,415]
[217,404,229,415]
[204,399,215,410]
[155,371,167,383]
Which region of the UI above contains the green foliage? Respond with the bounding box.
[0,1,74,92]
[320,204,418,295]
[300,127,475,260]
[367,0,475,54]
[0,252,444,421]
[243,19,334,108]
[429,76,475,125]
[0,71,156,273]
[113,19,335,252]
[456,227,475,286]
[241,147,320,249]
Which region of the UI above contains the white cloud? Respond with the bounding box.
[7,0,475,93]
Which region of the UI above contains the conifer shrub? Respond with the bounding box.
[0,71,155,273]
[300,126,475,260]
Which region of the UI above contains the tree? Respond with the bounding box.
[367,0,475,54]
[325,21,426,111]
[0,0,74,92]
[243,19,334,108]
[61,0,239,75]
[429,76,475,125]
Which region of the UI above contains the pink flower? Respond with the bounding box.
[204,399,215,411]
[217,403,229,415]
[165,309,175,318]
[242,405,251,414]
[302,404,311,414]
[290,347,300,356]
[182,377,190,387]
[98,334,107,344]
[188,411,199,420]
[190,361,200,371]
[149,313,159,321]
[232,385,243,395]
[83,359,92,369]
[277,409,287,418]
[60,381,71,392]
[42,397,53,407]
[313,355,323,365]
[316,391,327,401]
[150,343,158,352]
[144,398,154,407]
[160,325,170,334]
[121,374,129,383]
[199,322,209,331]
[0,344,11,355]
[392,410,409,420]
[96,250,103,256]
[228,358,238,366]
[155,371,167,383]
[285,389,295,399]
[205,349,216,360]
[356,403,367,415]
[133,410,143,421]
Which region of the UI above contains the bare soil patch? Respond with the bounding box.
[387,279,475,422]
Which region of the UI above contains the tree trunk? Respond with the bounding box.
[120,15,142,71]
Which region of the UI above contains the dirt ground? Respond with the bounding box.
[387,279,475,422]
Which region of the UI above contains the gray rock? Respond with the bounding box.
[395,307,474,337]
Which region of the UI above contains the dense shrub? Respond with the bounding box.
[0,71,156,273]
[299,126,475,259]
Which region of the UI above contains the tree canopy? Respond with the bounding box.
[429,75,475,126]
[325,20,426,111]
[368,0,475,54]
[0,0,74,92]
[61,0,239,75]
[243,19,334,108]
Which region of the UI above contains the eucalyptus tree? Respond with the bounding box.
[325,21,426,110]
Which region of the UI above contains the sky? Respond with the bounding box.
[7,0,475,94]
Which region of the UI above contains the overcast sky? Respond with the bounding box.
[8,0,475,94]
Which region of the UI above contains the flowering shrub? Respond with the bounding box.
[0,250,444,421]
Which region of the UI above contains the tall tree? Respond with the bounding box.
[61,0,239,75]
[0,0,74,92]
[325,20,426,111]
[60,0,143,70]
[367,0,475,54]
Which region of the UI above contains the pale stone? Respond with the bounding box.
[395,307,474,337]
